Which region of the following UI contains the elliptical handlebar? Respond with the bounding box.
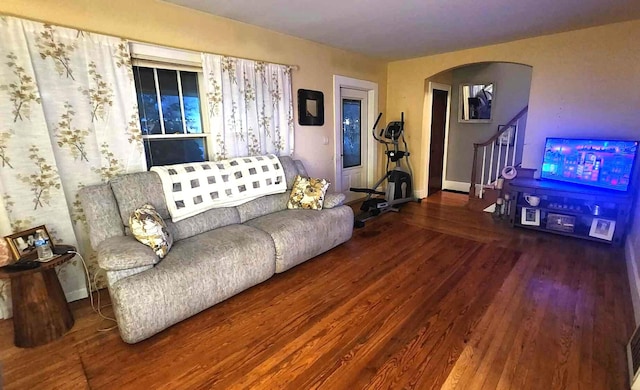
[372,112,383,129]
[372,113,394,145]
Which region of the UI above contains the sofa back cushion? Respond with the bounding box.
[235,157,308,222]
[236,192,290,223]
[103,156,304,240]
[78,183,126,250]
[279,156,300,189]
[111,172,171,226]
[165,207,241,241]
[110,171,240,241]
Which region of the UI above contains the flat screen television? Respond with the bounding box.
[541,138,639,192]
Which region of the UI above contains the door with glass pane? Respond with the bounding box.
[340,88,368,202]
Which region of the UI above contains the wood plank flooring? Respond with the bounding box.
[0,192,634,389]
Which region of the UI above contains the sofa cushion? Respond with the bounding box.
[323,193,346,208]
[287,175,330,210]
[110,224,276,343]
[279,156,300,189]
[245,206,354,273]
[97,235,159,271]
[129,204,173,258]
[164,207,240,241]
[111,172,170,226]
[293,160,308,177]
[79,183,126,250]
[235,191,290,223]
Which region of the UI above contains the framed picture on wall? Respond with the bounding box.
[496,124,516,146]
[297,89,324,126]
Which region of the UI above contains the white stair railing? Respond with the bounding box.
[476,121,521,198]
[470,106,528,200]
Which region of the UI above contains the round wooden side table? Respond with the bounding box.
[0,253,75,348]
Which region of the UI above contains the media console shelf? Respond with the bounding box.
[507,178,634,246]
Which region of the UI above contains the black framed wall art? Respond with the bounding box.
[297,89,324,126]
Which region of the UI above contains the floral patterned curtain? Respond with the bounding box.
[0,17,145,319]
[202,53,294,160]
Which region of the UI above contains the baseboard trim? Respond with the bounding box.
[442,180,470,193]
[420,181,474,197]
[625,239,640,326]
[65,288,88,303]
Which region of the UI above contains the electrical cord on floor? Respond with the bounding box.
[70,251,118,332]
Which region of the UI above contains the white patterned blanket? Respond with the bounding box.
[151,155,287,222]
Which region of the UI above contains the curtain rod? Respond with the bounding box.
[130,40,300,70]
[0,13,300,70]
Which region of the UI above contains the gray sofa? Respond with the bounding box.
[79,156,353,343]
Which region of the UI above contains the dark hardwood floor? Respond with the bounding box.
[0,192,634,389]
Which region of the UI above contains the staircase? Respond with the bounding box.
[467,106,528,211]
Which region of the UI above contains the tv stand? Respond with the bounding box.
[507,178,633,245]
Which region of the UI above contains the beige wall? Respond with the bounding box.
[387,19,640,195]
[632,190,640,279]
[0,0,387,185]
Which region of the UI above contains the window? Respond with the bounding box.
[342,99,362,168]
[133,65,208,168]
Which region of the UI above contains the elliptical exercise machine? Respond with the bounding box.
[351,112,421,228]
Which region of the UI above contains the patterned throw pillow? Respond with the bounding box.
[287,175,330,210]
[129,204,173,258]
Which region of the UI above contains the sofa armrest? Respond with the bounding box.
[324,193,346,209]
[97,235,159,271]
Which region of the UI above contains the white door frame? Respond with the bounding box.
[421,82,452,197]
[333,75,378,193]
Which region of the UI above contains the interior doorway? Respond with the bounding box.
[426,83,452,196]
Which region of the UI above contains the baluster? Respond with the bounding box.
[496,134,503,183]
[512,122,519,167]
[480,146,487,199]
[504,127,511,173]
[488,142,495,188]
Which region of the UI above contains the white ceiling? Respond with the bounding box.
[164,0,640,60]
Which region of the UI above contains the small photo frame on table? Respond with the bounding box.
[521,207,540,226]
[589,218,616,241]
[4,225,51,261]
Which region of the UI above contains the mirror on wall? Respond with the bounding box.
[459,83,494,122]
[297,89,324,126]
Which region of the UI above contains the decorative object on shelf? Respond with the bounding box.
[297,89,324,126]
[504,193,512,218]
[493,197,505,220]
[589,218,616,241]
[0,239,12,267]
[502,165,517,180]
[5,225,51,262]
[521,207,540,226]
[524,194,540,207]
[586,203,602,216]
[546,213,576,233]
[496,124,516,146]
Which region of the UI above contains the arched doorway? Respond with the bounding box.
[422,62,533,197]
